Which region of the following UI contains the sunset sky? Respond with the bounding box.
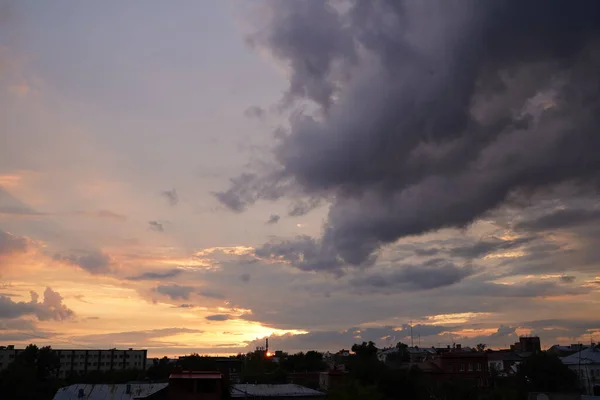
[1,1,599,357]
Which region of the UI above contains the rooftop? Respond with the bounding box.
[561,347,600,365]
[231,384,325,398]
[52,383,167,400]
[169,370,223,379]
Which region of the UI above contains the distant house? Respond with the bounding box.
[231,384,325,399]
[487,351,522,376]
[418,349,489,387]
[561,347,600,395]
[318,370,347,392]
[549,344,590,357]
[52,383,168,400]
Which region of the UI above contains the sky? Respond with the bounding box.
[1,0,599,357]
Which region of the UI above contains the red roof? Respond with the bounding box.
[170,371,222,380]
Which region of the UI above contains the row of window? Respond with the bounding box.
[59,361,143,367]
[60,361,142,367]
[59,353,143,359]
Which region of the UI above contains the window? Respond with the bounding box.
[460,364,465,372]
[476,363,481,371]
[468,363,473,372]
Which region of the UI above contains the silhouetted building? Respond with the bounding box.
[168,371,223,400]
[510,336,541,354]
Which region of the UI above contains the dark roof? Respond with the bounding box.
[170,371,222,379]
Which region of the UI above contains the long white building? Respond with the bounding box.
[0,345,147,378]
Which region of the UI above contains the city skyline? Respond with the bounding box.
[1,1,599,358]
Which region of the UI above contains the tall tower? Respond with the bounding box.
[266,338,269,353]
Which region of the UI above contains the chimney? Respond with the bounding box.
[266,338,269,353]
[456,344,461,350]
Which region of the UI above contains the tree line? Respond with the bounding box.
[0,342,581,400]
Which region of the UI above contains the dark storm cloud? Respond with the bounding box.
[0,288,74,321]
[126,268,182,281]
[515,207,600,231]
[205,314,230,321]
[55,250,112,275]
[0,230,28,255]
[148,220,164,232]
[246,1,357,110]
[218,0,600,268]
[154,284,195,301]
[161,189,178,206]
[266,214,280,224]
[244,105,266,120]
[353,261,476,291]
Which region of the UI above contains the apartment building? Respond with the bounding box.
[0,346,147,378]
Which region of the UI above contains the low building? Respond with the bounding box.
[561,346,600,395]
[231,384,325,399]
[0,346,147,378]
[318,370,347,392]
[52,383,167,400]
[418,350,489,387]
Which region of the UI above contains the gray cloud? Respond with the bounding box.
[448,237,533,259]
[255,235,346,274]
[55,251,112,275]
[0,205,46,217]
[240,273,251,283]
[205,314,230,321]
[198,289,226,300]
[126,269,182,281]
[219,1,600,269]
[154,284,195,300]
[244,105,266,120]
[148,220,164,233]
[288,197,322,217]
[266,214,280,224]
[459,280,588,298]
[161,189,178,206]
[353,261,476,292]
[414,248,440,257]
[559,275,576,283]
[0,230,28,255]
[0,287,74,321]
[74,209,127,221]
[516,207,600,231]
[93,210,127,221]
